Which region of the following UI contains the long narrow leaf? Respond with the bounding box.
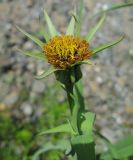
[66,15,75,35]
[92,36,124,55]
[40,26,50,42]
[35,66,59,79]
[101,135,133,159]
[32,140,71,160]
[75,0,84,36]
[16,26,44,49]
[97,2,133,16]
[39,123,75,135]
[72,59,93,66]
[86,14,105,42]
[81,112,95,134]
[18,49,45,60]
[101,2,133,12]
[44,10,58,38]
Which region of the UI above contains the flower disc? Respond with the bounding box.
[44,35,92,69]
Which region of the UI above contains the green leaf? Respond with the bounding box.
[32,140,71,160]
[92,3,133,19]
[86,14,105,42]
[44,10,58,38]
[81,112,95,134]
[92,36,124,55]
[39,123,76,135]
[101,135,133,159]
[40,26,50,42]
[16,26,44,49]
[18,49,45,60]
[97,2,133,16]
[112,135,133,159]
[35,66,59,79]
[66,15,75,35]
[72,59,93,66]
[75,0,84,36]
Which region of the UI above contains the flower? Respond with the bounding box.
[17,6,123,79]
[44,35,92,69]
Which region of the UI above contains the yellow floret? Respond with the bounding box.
[44,35,92,69]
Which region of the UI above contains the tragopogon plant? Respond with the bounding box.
[17,1,133,160]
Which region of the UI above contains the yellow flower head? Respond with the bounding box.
[17,7,123,78]
[44,35,92,69]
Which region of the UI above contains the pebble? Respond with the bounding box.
[100,128,117,143]
[32,80,45,94]
[20,102,33,116]
[3,92,19,107]
[23,41,34,50]
[27,61,36,73]
[26,0,33,8]
[0,103,6,111]
[126,106,133,115]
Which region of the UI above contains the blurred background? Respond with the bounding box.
[0,0,133,159]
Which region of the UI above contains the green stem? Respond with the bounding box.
[58,66,96,160]
[66,66,84,134]
[72,81,96,160]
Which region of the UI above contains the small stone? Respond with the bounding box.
[126,106,133,115]
[27,62,35,73]
[23,41,34,50]
[26,0,33,7]
[3,71,14,84]
[0,103,6,111]
[96,76,103,84]
[112,113,123,124]
[0,55,12,71]
[101,128,116,142]
[32,80,45,94]
[21,102,33,116]
[3,92,19,107]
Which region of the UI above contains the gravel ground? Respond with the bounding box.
[0,0,133,142]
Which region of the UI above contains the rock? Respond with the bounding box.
[26,0,34,8]
[96,76,104,84]
[20,102,33,116]
[23,41,34,50]
[100,128,117,143]
[27,61,36,73]
[126,106,133,115]
[112,113,123,124]
[32,80,45,94]
[0,55,12,72]
[0,103,6,111]
[3,71,14,85]
[3,92,19,107]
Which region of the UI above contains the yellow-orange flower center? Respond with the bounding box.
[44,35,92,69]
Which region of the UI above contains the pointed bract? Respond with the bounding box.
[92,36,124,55]
[75,0,84,36]
[40,27,50,42]
[18,49,45,60]
[86,14,105,42]
[16,26,44,49]
[35,66,59,79]
[72,60,93,66]
[44,10,58,38]
[66,15,75,35]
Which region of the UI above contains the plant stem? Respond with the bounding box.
[65,66,96,160]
